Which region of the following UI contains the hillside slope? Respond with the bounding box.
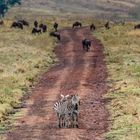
[16,0,140,20]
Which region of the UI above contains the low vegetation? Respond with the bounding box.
[0,19,57,134]
[94,23,140,140]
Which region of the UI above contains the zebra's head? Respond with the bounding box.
[60,94,70,102]
[71,94,80,106]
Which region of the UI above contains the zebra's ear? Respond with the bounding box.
[65,95,70,98]
[75,93,79,97]
[61,94,64,98]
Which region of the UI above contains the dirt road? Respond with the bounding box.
[6,27,109,140]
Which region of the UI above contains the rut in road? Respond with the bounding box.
[6,27,109,140]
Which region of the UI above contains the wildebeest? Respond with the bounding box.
[18,20,29,26]
[50,31,61,41]
[53,22,58,32]
[134,24,140,29]
[11,22,23,29]
[72,21,82,29]
[90,24,96,31]
[39,24,47,32]
[104,21,110,29]
[32,27,42,35]
[0,20,4,25]
[82,39,91,52]
[34,20,38,28]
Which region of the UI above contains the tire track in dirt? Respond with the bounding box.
[6,27,109,140]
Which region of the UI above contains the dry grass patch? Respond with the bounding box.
[94,23,140,140]
[0,19,56,134]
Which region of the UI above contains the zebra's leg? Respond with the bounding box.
[58,116,61,128]
[64,115,67,128]
[65,114,70,128]
[73,113,79,128]
[71,114,75,128]
[69,115,72,128]
[63,116,66,128]
[61,115,65,128]
[76,114,79,128]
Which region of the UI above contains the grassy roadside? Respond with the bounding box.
[94,23,140,140]
[0,19,57,135]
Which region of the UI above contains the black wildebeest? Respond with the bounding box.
[34,20,38,28]
[90,24,96,31]
[50,32,61,41]
[11,22,23,30]
[82,39,91,52]
[18,20,29,26]
[105,21,110,29]
[32,27,42,35]
[73,21,82,29]
[134,24,140,29]
[53,22,58,32]
[39,24,47,33]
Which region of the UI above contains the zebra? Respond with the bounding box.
[53,94,70,128]
[53,94,80,128]
[68,94,80,128]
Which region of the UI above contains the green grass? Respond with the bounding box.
[0,19,56,129]
[94,23,140,140]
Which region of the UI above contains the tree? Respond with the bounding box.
[0,0,21,18]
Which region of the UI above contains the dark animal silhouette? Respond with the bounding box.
[32,27,42,35]
[0,20,4,25]
[82,39,91,52]
[105,21,110,29]
[134,24,140,29]
[90,24,96,31]
[39,24,47,32]
[11,22,23,29]
[73,21,82,29]
[50,32,61,41]
[53,22,58,32]
[18,20,29,26]
[34,20,38,28]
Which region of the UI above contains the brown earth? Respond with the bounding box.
[6,27,109,140]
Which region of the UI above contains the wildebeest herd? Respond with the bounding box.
[1,19,140,58]
[32,20,47,34]
[8,19,61,41]
[11,20,29,29]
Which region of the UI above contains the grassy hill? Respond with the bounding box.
[7,0,140,20]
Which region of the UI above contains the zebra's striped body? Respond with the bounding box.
[53,94,80,128]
